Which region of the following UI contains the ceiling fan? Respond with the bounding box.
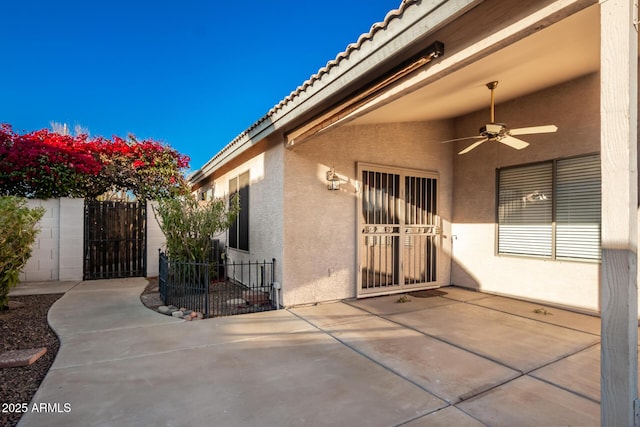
[442,81,558,155]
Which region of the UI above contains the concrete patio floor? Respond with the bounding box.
[15,279,629,426]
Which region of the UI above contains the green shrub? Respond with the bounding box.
[153,194,239,263]
[0,197,45,309]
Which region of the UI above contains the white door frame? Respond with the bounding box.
[357,163,441,297]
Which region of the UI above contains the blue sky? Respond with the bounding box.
[2,0,401,173]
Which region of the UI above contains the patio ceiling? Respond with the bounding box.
[348,4,602,126]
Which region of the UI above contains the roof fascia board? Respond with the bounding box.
[266,0,483,126]
[323,0,598,128]
[193,0,483,183]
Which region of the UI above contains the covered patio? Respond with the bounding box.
[294,286,615,425]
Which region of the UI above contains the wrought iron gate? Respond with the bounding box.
[84,200,147,280]
[358,164,440,296]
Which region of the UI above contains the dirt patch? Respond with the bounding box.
[140,276,163,311]
[0,293,63,427]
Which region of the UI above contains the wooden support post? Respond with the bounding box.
[600,0,639,425]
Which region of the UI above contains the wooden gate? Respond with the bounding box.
[84,200,147,280]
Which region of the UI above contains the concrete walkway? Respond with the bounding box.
[15,279,619,426]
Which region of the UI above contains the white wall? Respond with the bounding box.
[21,199,61,281]
[146,200,164,277]
[21,198,85,282]
[21,198,165,282]
[451,73,602,313]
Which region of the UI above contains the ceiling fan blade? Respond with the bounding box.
[440,135,485,144]
[509,125,558,136]
[458,138,488,155]
[499,135,529,150]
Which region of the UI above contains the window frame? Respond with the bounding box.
[495,153,601,262]
[228,171,250,252]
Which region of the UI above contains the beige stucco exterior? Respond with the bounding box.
[198,141,285,296]
[189,0,639,420]
[190,2,618,313]
[282,121,454,306]
[451,73,602,313]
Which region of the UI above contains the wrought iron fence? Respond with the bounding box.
[158,250,279,318]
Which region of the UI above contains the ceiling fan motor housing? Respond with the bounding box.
[480,123,506,138]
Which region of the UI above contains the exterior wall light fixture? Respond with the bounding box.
[326,167,340,191]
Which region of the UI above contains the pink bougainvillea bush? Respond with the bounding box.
[0,124,190,199]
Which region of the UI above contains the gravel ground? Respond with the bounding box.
[0,294,63,427]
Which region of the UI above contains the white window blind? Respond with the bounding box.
[497,154,601,261]
[498,163,553,257]
[556,155,601,260]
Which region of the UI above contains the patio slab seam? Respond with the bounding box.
[292,313,451,402]
[289,307,502,407]
[289,303,381,329]
[528,371,601,404]
[350,300,525,374]
[527,341,602,404]
[394,406,457,426]
[462,298,602,337]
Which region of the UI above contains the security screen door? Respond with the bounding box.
[358,164,439,296]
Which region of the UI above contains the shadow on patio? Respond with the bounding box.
[291,286,617,426]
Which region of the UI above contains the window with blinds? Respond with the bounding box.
[498,163,553,257]
[555,155,601,260]
[497,154,600,261]
[228,171,250,251]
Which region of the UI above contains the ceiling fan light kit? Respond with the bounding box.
[441,81,558,154]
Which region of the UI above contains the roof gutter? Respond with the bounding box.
[190,0,484,185]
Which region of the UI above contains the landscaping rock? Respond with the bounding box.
[141,292,163,307]
[158,305,170,314]
[0,348,47,368]
[7,300,25,310]
[226,298,246,307]
[243,290,270,306]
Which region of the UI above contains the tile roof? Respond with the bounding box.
[195,0,415,176]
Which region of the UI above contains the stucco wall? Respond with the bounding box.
[203,143,285,295]
[283,120,454,306]
[21,199,61,281]
[21,198,85,282]
[58,198,85,280]
[146,200,164,277]
[451,73,602,313]
[22,198,165,282]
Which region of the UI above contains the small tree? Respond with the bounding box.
[0,197,45,309]
[153,194,240,263]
